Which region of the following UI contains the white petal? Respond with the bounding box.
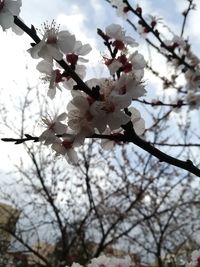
[129,52,146,69]
[77,43,92,56]
[5,0,21,15]
[106,24,123,40]
[78,57,89,63]
[86,78,101,89]
[75,64,86,79]
[27,41,45,59]
[0,11,13,30]
[65,149,78,164]
[124,36,138,47]
[129,84,147,99]
[74,41,82,51]
[47,88,56,99]
[71,96,89,111]
[134,69,144,81]
[108,60,122,75]
[63,79,75,90]
[57,112,67,121]
[74,128,94,147]
[39,130,57,145]
[93,118,107,133]
[108,112,130,130]
[46,45,63,61]
[129,107,141,120]
[58,32,75,54]
[51,142,65,155]
[134,118,145,136]
[111,93,132,109]
[37,60,53,74]
[53,122,67,134]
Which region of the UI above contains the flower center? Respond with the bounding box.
[112,40,125,50]
[193,75,200,82]
[46,31,57,44]
[62,139,73,149]
[103,57,114,66]
[85,111,93,121]
[0,0,4,11]
[55,69,63,83]
[66,53,79,65]
[196,257,200,267]
[48,122,55,130]
[123,62,132,73]
[123,6,130,13]
[102,101,115,113]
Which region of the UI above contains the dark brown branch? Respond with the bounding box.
[1,134,39,144]
[121,122,200,177]
[2,131,200,177]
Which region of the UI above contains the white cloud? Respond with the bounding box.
[90,0,103,12]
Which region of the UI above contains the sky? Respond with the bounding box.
[0,0,200,183]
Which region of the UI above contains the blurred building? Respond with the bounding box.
[0,202,21,266]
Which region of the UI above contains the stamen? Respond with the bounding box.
[38,20,60,44]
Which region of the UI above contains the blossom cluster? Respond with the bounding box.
[28,20,92,99]
[27,22,146,164]
[163,35,200,109]
[0,0,147,164]
[112,0,200,109]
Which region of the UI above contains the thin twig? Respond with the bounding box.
[181,0,194,37]
[2,132,200,177]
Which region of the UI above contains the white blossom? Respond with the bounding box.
[101,106,145,149]
[39,113,67,145]
[116,74,146,99]
[66,40,92,65]
[87,78,132,132]
[105,51,146,80]
[106,24,138,49]
[28,21,75,61]
[51,134,78,164]
[129,51,146,70]
[36,60,64,99]
[110,0,130,19]
[67,94,95,145]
